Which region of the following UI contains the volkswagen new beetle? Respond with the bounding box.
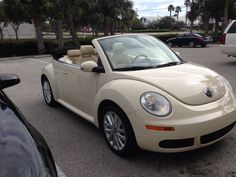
[41,34,236,156]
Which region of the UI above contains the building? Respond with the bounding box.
[2,23,35,39]
[140,16,161,27]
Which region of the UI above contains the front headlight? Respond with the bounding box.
[140,92,172,117]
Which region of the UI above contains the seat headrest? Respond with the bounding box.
[112,43,125,53]
[67,49,80,57]
[80,45,94,56]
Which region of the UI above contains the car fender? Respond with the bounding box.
[41,63,58,99]
[93,79,162,127]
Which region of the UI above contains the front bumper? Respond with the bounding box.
[128,89,236,153]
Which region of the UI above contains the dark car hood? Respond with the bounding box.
[0,100,45,177]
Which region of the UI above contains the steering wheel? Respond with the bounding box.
[131,55,151,64]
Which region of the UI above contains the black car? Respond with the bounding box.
[166,33,208,47]
[0,74,58,177]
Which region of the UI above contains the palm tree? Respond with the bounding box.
[19,0,48,53]
[184,0,191,30]
[175,6,181,22]
[187,1,199,33]
[98,0,134,36]
[168,4,175,17]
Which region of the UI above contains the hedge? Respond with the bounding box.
[0,34,177,58]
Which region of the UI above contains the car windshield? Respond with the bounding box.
[98,35,183,71]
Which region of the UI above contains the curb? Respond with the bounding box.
[0,55,52,61]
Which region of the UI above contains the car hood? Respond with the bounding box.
[113,63,226,105]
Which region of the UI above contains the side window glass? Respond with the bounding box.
[228,22,236,33]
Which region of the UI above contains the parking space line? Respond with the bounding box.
[30,58,49,64]
[56,164,67,177]
[229,80,236,84]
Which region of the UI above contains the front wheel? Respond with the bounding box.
[101,104,138,157]
[167,42,173,47]
[42,77,57,106]
[189,41,195,48]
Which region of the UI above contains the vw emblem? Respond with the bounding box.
[204,87,214,98]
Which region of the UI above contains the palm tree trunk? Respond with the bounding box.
[0,29,3,40]
[68,13,79,46]
[14,29,19,40]
[203,16,210,34]
[223,0,229,31]
[33,19,46,54]
[190,20,194,33]
[185,7,188,31]
[55,19,64,48]
[104,18,110,36]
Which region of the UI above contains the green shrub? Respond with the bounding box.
[0,34,177,58]
[0,37,94,58]
[128,29,170,33]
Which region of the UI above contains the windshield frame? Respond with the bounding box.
[97,34,184,72]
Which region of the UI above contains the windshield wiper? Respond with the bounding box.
[113,66,154,71]
[154,61,184,68]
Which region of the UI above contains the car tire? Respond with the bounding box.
[167,42,173,47]
[201,44,207,47]
[100,104,138,157]
[42,77,57,107]
[189,41,195,48]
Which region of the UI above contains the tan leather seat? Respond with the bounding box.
[111,43,128,67]
[77,45,97,64]
[67,49,81,64]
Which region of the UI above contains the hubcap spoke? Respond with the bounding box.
[43,81,52,103]
[103,111,126,151]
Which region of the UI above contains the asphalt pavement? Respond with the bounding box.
[0,44,236,177]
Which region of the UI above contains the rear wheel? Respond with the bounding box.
[189,41,195,48]
[42,77,56,106]
[101,104,137,157]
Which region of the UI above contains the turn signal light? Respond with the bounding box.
[145,125,175,131]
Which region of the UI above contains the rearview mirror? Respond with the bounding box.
[81,61,98,72]
[0,74,20,90]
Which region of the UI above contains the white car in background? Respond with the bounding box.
[220,20,236,57]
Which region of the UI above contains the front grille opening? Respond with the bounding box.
[159,138,194,148]
[200,122,235,144]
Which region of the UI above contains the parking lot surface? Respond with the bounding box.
[0,44,236,177]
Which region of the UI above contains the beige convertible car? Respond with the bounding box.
[41,34,236,156]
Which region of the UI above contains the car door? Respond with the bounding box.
[54,60,99,117]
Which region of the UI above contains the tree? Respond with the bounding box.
[184,0,191,30]
[223,0,230,30]
[97,0,134,36]
[44,0,64,48]
[175,6,182,22]
[187,1,199,32]
[4,0,30,40]
[158,16,175,29]
[0,1,7,40]
[19,0,48,53]
[168,4,175,17]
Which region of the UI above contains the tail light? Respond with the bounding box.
[220,33,226,44]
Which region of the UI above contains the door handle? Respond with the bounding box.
[62,70,68,75]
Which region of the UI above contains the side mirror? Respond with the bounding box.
[0,74,20,90]
[81,61,98,72]
[175,51,181,57]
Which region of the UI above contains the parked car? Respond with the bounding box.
[196,32,213,42]
[42,34,236,156]
[0,74,58,177]
[167,33,208,47]
[220,20,236,57]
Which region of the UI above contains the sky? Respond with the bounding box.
[133,0,186,18]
